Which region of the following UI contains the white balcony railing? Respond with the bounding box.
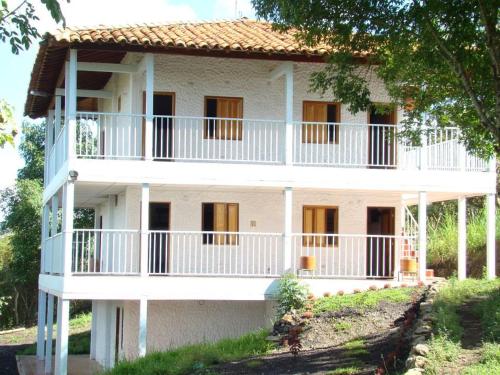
[43,233,64,274]
[64,112,490,172]
[291,233,417,278]
[61,229,417,279]
[72,229,140,274]
[148,231,284,276]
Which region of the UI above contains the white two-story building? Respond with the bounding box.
[25,19,496,374]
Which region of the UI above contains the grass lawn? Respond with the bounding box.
[425,278,500,375]
[105,329,274,375]
[19,313,91,355]
[313,286,417,314]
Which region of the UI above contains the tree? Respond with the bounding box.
[0,99,16,148]
[252,0,499,158]
[0,0,65,54]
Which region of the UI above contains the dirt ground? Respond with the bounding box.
[215,298,419,375]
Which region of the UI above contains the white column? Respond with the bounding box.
[36,291,46,359]
[54,95,62,136]
[139,297,148,357]
[458,196,467,280]
[419,132,427,170]
[41,204,50,273]
[284,63,294,165]
[486,193,496,279]
[53,95,62,180]
[54,298,69,375]
[90,301,97,360]
[144,54,154,160]
[283,187,293,273]
[62,182,75,276]
[50,194,59,273]
[418,192,427,281]
[140,184,150,276]
[45,111,54,186]
[45,294,54,374]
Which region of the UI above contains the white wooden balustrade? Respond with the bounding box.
[148,231,284,276]
[291,233,416,278]
[43,233,64,274]
[42,112,490,176]
[72,229,140,274]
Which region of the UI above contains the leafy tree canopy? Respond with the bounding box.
[252,0,499,158]
[0,0,65,54]
[0,99,16,148]
[17,120,44,181]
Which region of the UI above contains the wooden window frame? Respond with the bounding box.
[204,96,243,141]
[302,101,340,145]
[202,202,239,245]
[302,205,339,247]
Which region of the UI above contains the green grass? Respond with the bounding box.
[424,278,500,375]
[342,339,368,356]
[327,366,362,375]
[462,343,500,375]
[313,287,416,314]
[19,313,92,355]
[333,321,352,331]
[105,329,274,375]
[427,209,500,267]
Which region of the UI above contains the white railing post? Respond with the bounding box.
[62,181,75,276]
[283,187,293,273]
[45,110,54,186]
[419,130,427,170]
[458,196,467,280]
[418,191,427,281]
[285,64,294,165]
[41,203,50,273]
[54,298,70,375]
[140,183,150,276]
[144,54,154,160]
[486,193,496,279]
[35,290,46,359]
[50,194,59,274]
[489,156,497,173]
[66,50,77,163]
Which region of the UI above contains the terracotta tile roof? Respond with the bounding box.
[48,18,334,56]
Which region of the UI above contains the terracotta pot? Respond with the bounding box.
[426,269,434,278]
[299,255,316,271]
[400,258,418,273]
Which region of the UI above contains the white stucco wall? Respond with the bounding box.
[120,300,274,361]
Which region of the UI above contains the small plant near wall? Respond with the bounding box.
[275,273,309,318]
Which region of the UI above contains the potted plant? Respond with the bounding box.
[299,255,316,271]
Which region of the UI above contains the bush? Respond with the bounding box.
[275,273,309,318]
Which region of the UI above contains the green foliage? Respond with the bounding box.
[342,339,368,356]
[327,365,361,375]
[253,0,500,156]
[0,99,16,147]
[106,329,273,375]
[0,0,65,54]
[17,121,45,181]
[462,343,500,375]
[313,287,415,314]
[275,273,309,317]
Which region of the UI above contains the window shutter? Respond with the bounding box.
[214,203,227,244]
[227,203,239,245]
[303,207,314,246]
[303,102,328,143]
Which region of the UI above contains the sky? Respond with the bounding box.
[0,0,256,191]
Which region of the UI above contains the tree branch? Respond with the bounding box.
[0,0,28,23]
[423,13,497,138]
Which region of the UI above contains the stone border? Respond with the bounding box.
[403,280,447,375]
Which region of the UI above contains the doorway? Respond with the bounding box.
[366,207,395,277]
[143,92,175,159]
[114,306,124,363]
[149,202,170,274]
[368,106,396,168]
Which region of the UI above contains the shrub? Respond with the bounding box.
[275,273,309,318]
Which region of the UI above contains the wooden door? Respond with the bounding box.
[366,207,395,277]
[303,102,328,143]
[216,98,243,140]
[142,92,175,159]
[368,106,396,168]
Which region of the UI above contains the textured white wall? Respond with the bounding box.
[121,300,274,360]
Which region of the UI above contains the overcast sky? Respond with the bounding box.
[0,0,255,191]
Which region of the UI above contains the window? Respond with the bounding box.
[205,96,243,140]
[302,101,340,144]
[202,203,239,244]
[303,206,339,246]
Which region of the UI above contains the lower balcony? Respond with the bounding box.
[43,230,417,280]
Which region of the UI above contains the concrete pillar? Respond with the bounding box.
[283,187,293,273]
[418,192,427,281]
[458,197,467,280]
[144,54,154,160]
[36,291,46,359]
[139,297,148,357]
[62,182,75,276]
[486,193,496,279]
[90,301,97,360]
[54,298,69,375]
[45,294,54,374]
[140,184,150,276]
[66,49,77,161]
[284,63,294,165]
